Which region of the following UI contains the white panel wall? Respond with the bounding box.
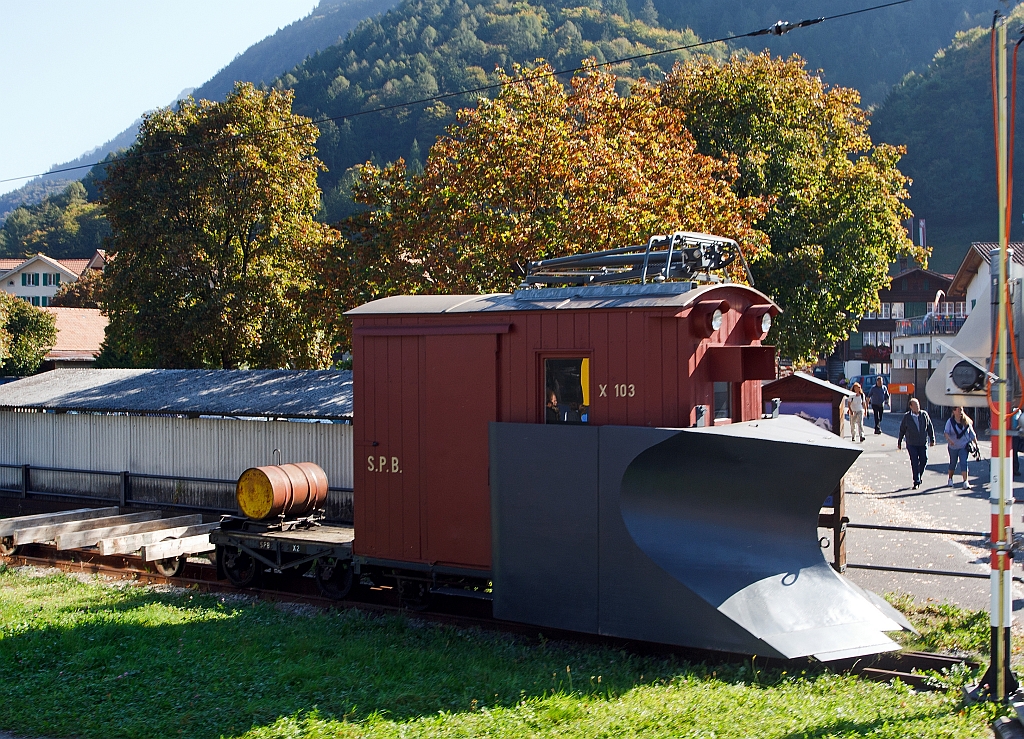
[0,411,354,516]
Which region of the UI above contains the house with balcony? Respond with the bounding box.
[888,304,967,412]
[828,267,954,385]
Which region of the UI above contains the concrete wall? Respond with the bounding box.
[0,411,354,521]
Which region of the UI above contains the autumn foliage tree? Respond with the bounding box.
[0,293,57,376]
[50,269,104,309]
[662,53,921,360]
[100,83,341,369]
[344,63,767,301]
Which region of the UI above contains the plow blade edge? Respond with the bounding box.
[490,416,908,660]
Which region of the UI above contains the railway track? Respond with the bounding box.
[2,543,977,690]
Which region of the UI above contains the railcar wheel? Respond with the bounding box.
[0,536,19,557]
[397,578,431,611]
[153,556,187,578]
[223,548,259,588]
[314,557,353,600]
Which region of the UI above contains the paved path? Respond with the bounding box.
[834,410,1024,614]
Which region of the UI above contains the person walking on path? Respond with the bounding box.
[943,406,976,488]
[1013,407,1024,477]
[868,377,889,434]
[847,382,867,442]
[898,397,935,489]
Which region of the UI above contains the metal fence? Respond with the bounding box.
[0,411,354,522]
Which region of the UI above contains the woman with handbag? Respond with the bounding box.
[847,382,867,442]
[944,406,977,488]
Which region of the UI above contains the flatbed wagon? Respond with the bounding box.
[210,518,490,607]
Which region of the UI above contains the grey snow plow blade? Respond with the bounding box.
[490,416,907,660]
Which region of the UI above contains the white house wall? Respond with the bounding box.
[0,264,76,305]
[0,412,354,519]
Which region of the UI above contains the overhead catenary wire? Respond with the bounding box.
[0,0,913,186]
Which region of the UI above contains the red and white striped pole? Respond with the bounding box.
[982,15,1017,701]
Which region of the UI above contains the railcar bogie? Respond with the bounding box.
[152,555,187,578]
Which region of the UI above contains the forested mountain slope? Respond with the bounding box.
[278,0,724,220]
[191,0,401,102]
[871,8,1024,274]
[652,0,989,105]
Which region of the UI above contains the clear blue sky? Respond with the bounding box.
[0,1,319,196]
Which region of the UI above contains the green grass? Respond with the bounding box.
[0,564,999,739]
[886,593,995,659]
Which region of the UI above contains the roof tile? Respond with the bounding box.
[40,307,107,356]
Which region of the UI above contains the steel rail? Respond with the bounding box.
[846,522,989,537]
[847,562,1024,583]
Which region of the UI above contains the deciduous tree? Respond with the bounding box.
[346,62,767,300]
[661,53,923,361]
[0,294,57,376]
[101,83,342,369]
[50,269,104,309]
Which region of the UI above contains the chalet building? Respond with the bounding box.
[945,242,1024,310]
[0,250,105,307]
[828,266,955,386]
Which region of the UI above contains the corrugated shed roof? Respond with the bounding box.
[42,308,107,355]
[0,369,353,420]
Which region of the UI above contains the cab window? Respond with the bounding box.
[544,358,590,424]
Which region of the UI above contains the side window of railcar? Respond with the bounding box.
[713,381,731,420]
[544,358,590,424]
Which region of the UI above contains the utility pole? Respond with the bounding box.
[977,14,1018,702]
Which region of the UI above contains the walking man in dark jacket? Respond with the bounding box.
[868,377,889,434]
[897,397,935,489]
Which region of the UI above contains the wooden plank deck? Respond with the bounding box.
[0,507,119,537]
[14,512,162,546]
[253,525,355,545]
[97,522,219,556]
[56,514,202,550]
[141,534,216,561]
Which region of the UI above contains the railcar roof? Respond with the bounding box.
[346,282,777,315]
[0,369,353,420]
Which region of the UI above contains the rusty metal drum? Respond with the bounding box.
[236,463,328,520]
[294,462,329,510]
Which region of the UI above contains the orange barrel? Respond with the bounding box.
[236,463,329,520]
[279,464,311,512]
[294,462,329,510]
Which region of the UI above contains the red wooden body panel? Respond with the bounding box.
[350,284,776,568]
[422,334,496,568]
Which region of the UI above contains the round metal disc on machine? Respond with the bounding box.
[237,465,290,520]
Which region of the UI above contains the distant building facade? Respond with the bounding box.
[0,250,105,307]
[828,267,955,384]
